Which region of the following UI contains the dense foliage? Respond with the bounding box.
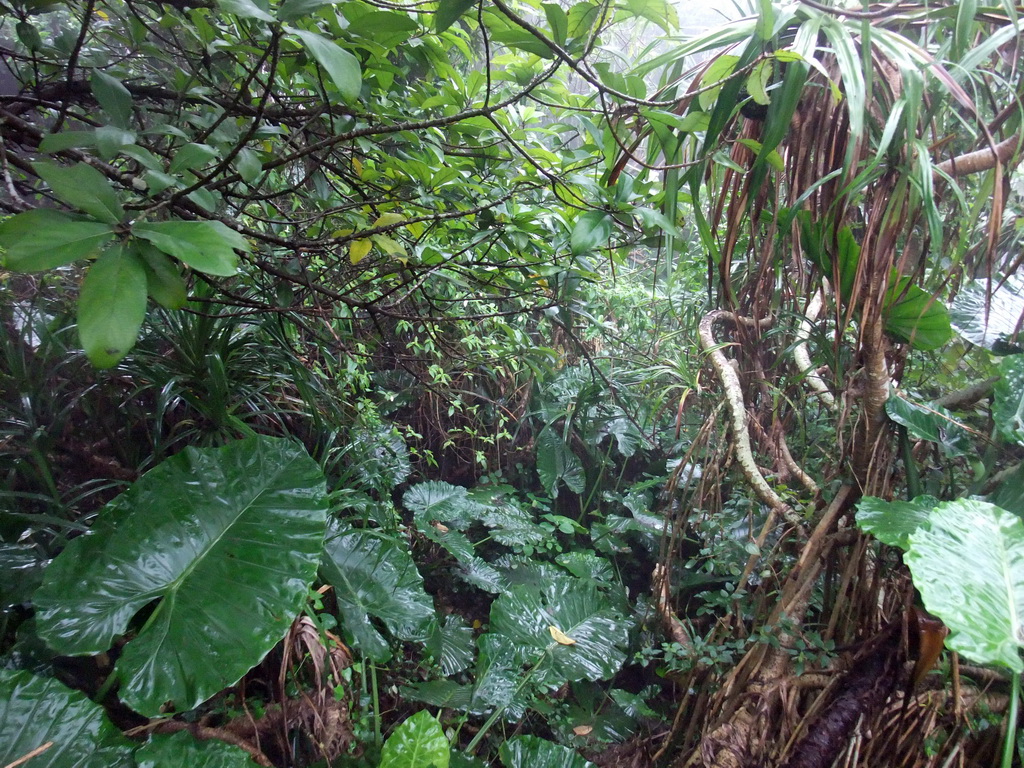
[1,0,1024,767]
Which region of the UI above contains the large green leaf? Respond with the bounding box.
[993,355,1024,446]
[435,0,477,32]
[34,437,328,716]
[884,394,971,456]
[991,464,1024,518]
[478,572,628,690]
[77,243,148,368]
[570,211,612,256]
[855,495,940,550]
[950,275,1024,352]
[499,736,595,768]
[289,28,362,103]
[0,209,115,272]
[536,426,585,497]
[90,71,133,129]
[32,162,125,224]
[320,523,435,662]
[135,731,257,768]
[379,710,450,768]
[133,220,248,276]
[906,500,1024,672]
[0,671,133,768]
[883,276,953,350]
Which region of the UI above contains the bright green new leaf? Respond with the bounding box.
[855,495,940,550]
[500,736,595,768]
[32,161,125,224]
[570,210,612,256]
[698,54,739,112]
[380,710,450,768]
[0,671,133,768]
[0,209,115,272]
[34,437,328,715]
[435,0,477,33]
[137,241,188,309]
[746,59,773,105]
[290,28,362,103]
[90,70,133,129]
[320,523,435,662]
[136,731,256,768]
[77,243,148,368]
[133,220,248,276]
[906,500,1024,673]
[994,355,1024,446]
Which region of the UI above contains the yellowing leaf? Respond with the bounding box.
[373,212,406,228]
[548,625,576,645]
[350,239,372,265]
[372,234,406,257]
[352,157,363,176]
[572,725,593,736]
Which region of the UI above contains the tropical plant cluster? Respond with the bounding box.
[1,0,1024,767]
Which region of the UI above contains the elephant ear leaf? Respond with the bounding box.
[34,436,328,716]
[0,670,133,768]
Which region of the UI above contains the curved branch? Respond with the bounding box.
[698,310,806,530]
[793,288,837,412]
[934,131,1024,178]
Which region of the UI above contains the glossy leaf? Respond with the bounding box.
[885,394,971,457]
[884,277,953,350]
[136,731,256,768]
[138,241,188,309]
[34,437,328,716]
[993,356,1024,446]
[0,671,133,768]
[991,464,1024,518]
[168,143,219,174]
[950,275,1024,351]
[0,209,115,272]
[907,500,1024,672]
[320,523,435,662]
[698,54,739,112]
[478,572,629,690]
[436,0,477,32]
[77,243,148,368]
[855,495,940,550]
[379,710,450,768]
[290,29,362,103]
[219,0,275,20]
[536,426,585,497]
[133,220,248,276]
[746,59,772,105]
[32,161,125,224]
[499,735,595,768]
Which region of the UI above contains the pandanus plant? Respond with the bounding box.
[601,1,1024,765]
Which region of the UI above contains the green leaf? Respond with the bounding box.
[746,59,772,105]
[289,28,362,103]
[570,211,612,256]
[499,735,595,768]
[320,523,435,662]
[0,671,133,768]
[380,710,450,768]
[32,161,125,224]
[137,241,188,309]
[34,437,328,716]
[77,243,148,368]
[885,394,971,457]
[219,0,275,20]
[277,0,339,21]
[994,356,1024,446]
[39,131,97,153]
[623,0,677,34]
[90,71,133,129]
[991,463,1024,518]
[542,3,568,44]
[233,148,264,183]
[855,495,940,550]
[950,275,1024,351]
[536,426,585,497]
[136,731,256,768]
[698,54,739,112]
[489,29,555,59]
[168,142,219,174]
[906,500,1024,672]
[133,220,248,276]
[479,572,629,690]
[435,0,477,33]
[0,209,115,272]
[884,276,952,350]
